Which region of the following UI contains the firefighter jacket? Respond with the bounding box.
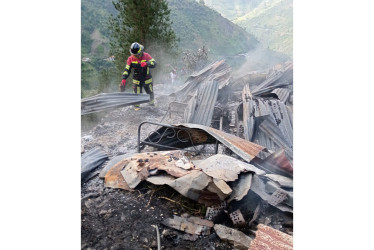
[122,52,156,85]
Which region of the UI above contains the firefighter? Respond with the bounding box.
[120,42,156,110]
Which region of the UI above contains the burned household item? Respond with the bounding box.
[138,122,267,162]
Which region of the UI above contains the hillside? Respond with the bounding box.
[196,0,293,58]
[81,0,116,57]
[168,0,259,58]
[234,0,293,57]
[81,0,289,97]
[199,0,262,21]
[81,0,260,59]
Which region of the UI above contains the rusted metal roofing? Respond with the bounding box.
[177,123,267,162]
[250,224,293,250]
[141,122,267,162]
[81,92,150,115]
[104,150,200,190]
[265,149,293,173]
[184,80,219,126]
[173,60,232,103]
[195,154,265,181]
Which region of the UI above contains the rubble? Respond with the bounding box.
[81,147,109,182]
[82,60,294,249]
[249,224,293,250]
[141,122,267,162]
[173,60,231,103]
[161,214,214,235]
[214,224,253,250]
[229,209,246,227]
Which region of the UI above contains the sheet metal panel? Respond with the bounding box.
[255,118,293,160]
[268,100,293,148]
[251,63,293,97]
[81,92,150,115]
[184,80,219,126]
[173,60,232,103]
[271,88,290,103]
[242,84,255,141]
[81,147,109,181]
[179,124,266,162]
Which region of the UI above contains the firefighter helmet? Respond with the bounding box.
[130,42,144,56]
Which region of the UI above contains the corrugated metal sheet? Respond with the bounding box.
[271,88,290,103]
[81,147,109,182]
[184,80,219,126]
[173,60,232,103]
[242,95,293,160]
[250,224,293,250]
[81,92,150,115]
[181,124,266,162]
[251,63,293,96]
[242,84,255,141]
[255,117,293,160]
[267,99,293,147]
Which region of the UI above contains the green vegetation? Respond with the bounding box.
[81,0,285,98]
[234,0,293,57]
[195,0,293,58]
[199,0,262,21]
[168,0,258,59]
[108,0,178,77]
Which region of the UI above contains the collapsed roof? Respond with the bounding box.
[82,60,294,248]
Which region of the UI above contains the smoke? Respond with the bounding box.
[233,43,290,77]
[144,41,191,96]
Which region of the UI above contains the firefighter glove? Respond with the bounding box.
[121,79,126,86]
[141,62,148,67]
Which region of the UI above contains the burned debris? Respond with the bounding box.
[81,92,150,115]
[82,59,294,249]
[81,147,110,183]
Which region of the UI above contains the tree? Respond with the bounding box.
[108,0,178,75]
[182,45,210,72]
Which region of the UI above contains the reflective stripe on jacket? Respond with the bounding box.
[122,52,156,83]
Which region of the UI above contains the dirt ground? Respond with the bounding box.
[81,82,292,249]
[81,83,238,249]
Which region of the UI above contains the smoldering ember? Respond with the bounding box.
[81,60,293,250]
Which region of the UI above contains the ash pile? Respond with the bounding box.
[82,59,294,249]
